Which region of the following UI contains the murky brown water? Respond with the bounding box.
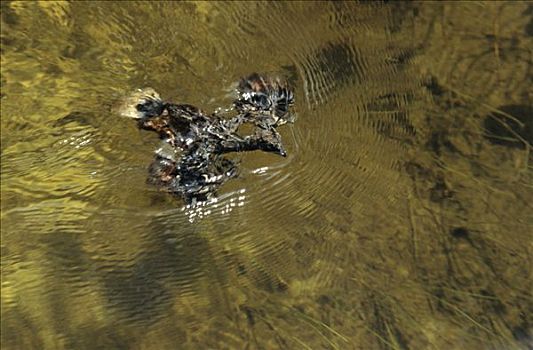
[1,2,532,349]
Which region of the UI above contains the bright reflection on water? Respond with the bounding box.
[1,2,532,349]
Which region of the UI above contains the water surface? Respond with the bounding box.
[1,2,532,349]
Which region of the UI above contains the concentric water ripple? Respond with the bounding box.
[3,1,530,349]
[1,0,416,344]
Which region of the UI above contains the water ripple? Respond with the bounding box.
[0,1,483,348]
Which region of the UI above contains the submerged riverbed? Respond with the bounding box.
[1,2,532,349]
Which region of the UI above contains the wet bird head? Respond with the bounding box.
[255,127,287,157]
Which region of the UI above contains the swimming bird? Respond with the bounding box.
[117,73,295,203]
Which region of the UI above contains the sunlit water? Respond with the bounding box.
[1,2,532,349]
